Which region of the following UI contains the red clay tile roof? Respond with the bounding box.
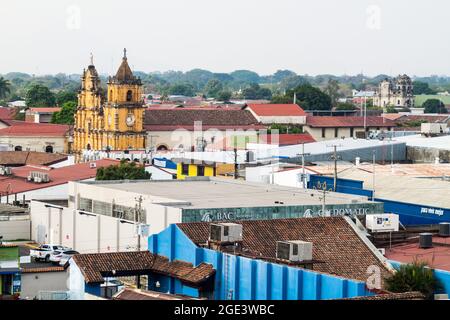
[247,104,306,116]
[21,265,66,273]
[72,251,215,286]
[341,291,425,300]
[261,133,315,145]
[28,108,61,113]
[0,159,119,195]
[113,288,200,300]
[0,121,70,137]
[0,108,16,121]
[177,217,392,283]
[144,109,262,131]
[306,116,397,128]
[0,151,67,166]
[396,115,450,123]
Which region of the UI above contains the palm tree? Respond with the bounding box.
[0,77,11,99]
[385,261,443,300]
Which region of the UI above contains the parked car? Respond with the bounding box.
[58,250,79,266]
[30,244,69,262]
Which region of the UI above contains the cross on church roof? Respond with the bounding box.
[90,52,94,65]
[123,48,127,59]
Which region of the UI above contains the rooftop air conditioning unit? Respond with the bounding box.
[276,240,313,262]
[439,223,450,237]
[209,223,243,243]
[90,162,97,169]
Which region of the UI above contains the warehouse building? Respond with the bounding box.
[314,166,450,225]
[67,178,384,236]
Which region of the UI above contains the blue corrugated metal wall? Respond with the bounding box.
[148,224,374,300]
[308,174,450,225]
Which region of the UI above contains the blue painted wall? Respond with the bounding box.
[148,224,374,300]
[308,174,450,226]
[308,175,373,198]
[389,260,450,295]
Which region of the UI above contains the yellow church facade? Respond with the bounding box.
[73,49,146,154]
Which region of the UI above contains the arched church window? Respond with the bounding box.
[126,90,133,102]
[14,146,22,151]
[110,90,113,101]
[45,145,53,153]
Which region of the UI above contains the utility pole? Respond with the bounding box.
[363,95,367,137]
[372,151,376,202]
[296,143,311,189]
[135,195,143,289]
[135,195,143,251]
[316,181,329,217]
[234,148,238,179]
[327,144,342,192]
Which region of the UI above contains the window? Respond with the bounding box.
[14,146,22,151]
[293,245,298,255]
[321,128,326,138]
[126,90,133,102]
[197,165,205,176]
[224,226,229,236]
[334,128,338,138]
[182,164,189,175]
[45,145,53,153]
[350,127,354,137]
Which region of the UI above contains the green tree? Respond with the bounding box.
[25,84,56,107]
[242,84,272,100]
[385,262,443,300]
[423,99,447,114]
[274,84,332,110]
[96,160,151,181]
[413,81,436,95]
[335,102,356,111]
[0,77,11,99]
[204,79,223,98]
[230,70,260,84]
[385,105,398,113]
[324,79,340,107]
[217,90,232,102]
[51,101,77,124]
[56,90,77,106]
[168,83,195,96]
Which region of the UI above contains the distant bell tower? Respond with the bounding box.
[73,55,103,153]
[103,48,146,151]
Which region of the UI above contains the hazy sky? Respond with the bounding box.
[1,0,449,76]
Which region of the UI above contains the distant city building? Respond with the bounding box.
[25,107,61,123]
[373,75,414,109]
[73,49,146,154]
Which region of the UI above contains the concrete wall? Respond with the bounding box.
[147,130,259,151]
[256,115,306,124]
[20,270,69,300]
[149,224,375,300]
[407,146,450,163]
[0,136,67,153]
[305,126,387,142]
[69,181,183,235]
[30,200,145,253]
[0,219,30,240]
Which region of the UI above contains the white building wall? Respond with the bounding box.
[21,271,69,300]
[30,200,146,253]
[0,136,67,153]
[257,115,306,124]
[0,219,30,240]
